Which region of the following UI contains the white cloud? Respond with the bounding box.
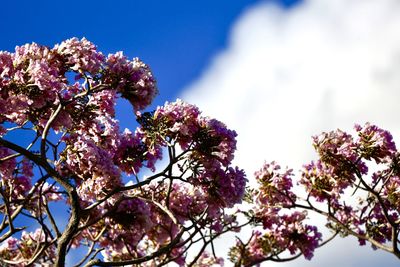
[181,0,400,266]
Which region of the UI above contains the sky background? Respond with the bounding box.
[1,0,400,266]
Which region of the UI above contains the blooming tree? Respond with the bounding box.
[0,38,399,266]
[231,123,400,266]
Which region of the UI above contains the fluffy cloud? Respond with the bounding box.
[181,0,400,266]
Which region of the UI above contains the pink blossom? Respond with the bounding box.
[0,51,14,86]
[193,166,247,208]
[0,229,56,266]
[101,197,153,249]
[384,175,400,209]
[104,52,158,111]
[355,123,397,163]
[313,129,368,175]
[195,117,237,167]
[55,37,104,73]
[300,160,352,201]
[58,135,122,200]
[254,161,296,207]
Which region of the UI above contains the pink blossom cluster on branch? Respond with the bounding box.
[0,38,399,267]
[229,162,321,266]
[0,38,245,266]
[229,123,400,266]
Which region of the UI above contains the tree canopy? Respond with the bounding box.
[0,38,399,266]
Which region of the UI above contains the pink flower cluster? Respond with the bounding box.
[192,166,246,209]
[97,197,153,259]
[300,160,352,202]
[272,212,321,260]
[59,133,122,201]
[136,99,245,210]
[384,175,400,208]
[299,123,400,251]
[163,183,208,223]
[0,43,63,126]
[55,37,104,73]
[151,99,201,148]
[0,229,56,266]
[140,99,238,166]
[300,123,395,202]
[352,169,400,247]
[313,128,368,175]
[355,123,397,163]
[0,38,157,132]
[232,161,321,265]
[0,148,33,207]
[103,52,157,111]
[238,210,321,265]
[254,161,296,208]
[114,128,162,174]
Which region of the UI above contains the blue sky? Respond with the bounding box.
[2,0,400,266]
